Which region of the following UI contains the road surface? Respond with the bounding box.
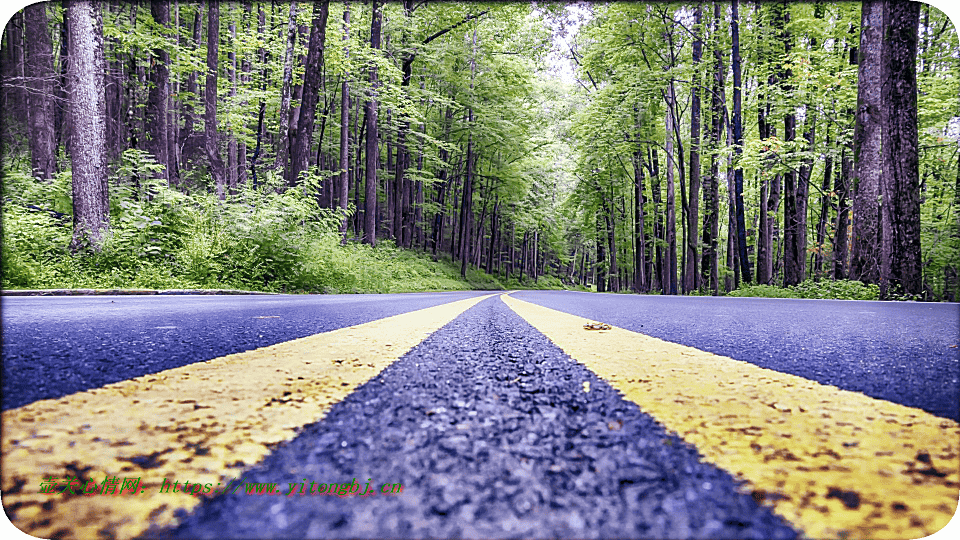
[1,291,958,539]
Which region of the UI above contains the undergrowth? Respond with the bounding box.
[727,279,881,301]
[1,159,561,294]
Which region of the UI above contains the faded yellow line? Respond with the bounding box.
[2,294,494,539]
[502,293,960,540]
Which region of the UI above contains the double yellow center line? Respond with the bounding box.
[2,294,493,539]
[502,294,959,540]
[2,292,957,539]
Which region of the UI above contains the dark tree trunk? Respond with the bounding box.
[204,1,225,199]
[147,0,171,184]
[814,131,834,278]
[632,145,647,293]
[702,1,723,295]
[780,3,803,287]
[731,0,751,283]
[851,0,883,284]
[288,1,329,186]
[664,84,678,295]
[835,147,852,279]
[878,0,922,299]
[338,3,351,240]
[363,0,381,245]
[179,8,202,169]
[24,3,57,181]
[66,0,109,250]
[686,3,703,293]
[275,1,298,176]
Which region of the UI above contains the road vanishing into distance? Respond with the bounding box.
[2,291,958,539]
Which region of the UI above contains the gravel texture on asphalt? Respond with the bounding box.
[514,291,960,421]
[154,296,798,539]
[0,292,488,411]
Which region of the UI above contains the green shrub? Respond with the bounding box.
[727,279,879,300]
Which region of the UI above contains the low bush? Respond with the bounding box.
[727,279,880,301]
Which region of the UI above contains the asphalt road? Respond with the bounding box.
[2,291,958,539]
[0,291,489,410]
[512,291,960,421]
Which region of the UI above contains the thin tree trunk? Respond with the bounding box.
[664,84,678,295]
[731,0,751,283]
[338,2,351,240]
[363,0,381,245]
[686,2,703,293]
[204,1,225,199]
[834,146,852,280]
[274,1,298,176]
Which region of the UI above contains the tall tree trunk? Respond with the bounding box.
[146,1,171,184]
[226,17,238,193]
[850,0,883,284]
[205,1,225,199]
[288,1,329,186]
[459,27,478,277]
[731,0,752,283]
[595,216,606,292]
[686,2,703,293]
[835,147,852,279]
[179,8,202,170]
[664,84,678,295]
[780,2,803,287]
[702,1,723,295]
[66,0,109,250]
[632,145,647,293]
[24,3,57,181]
[878,0,921,298]
[338,2,351,240]
[363,0,381,245]
[814,130,834,278]
[274,1,299,176]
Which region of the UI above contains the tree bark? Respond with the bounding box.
[878,0,922,298]
[288,1,329,186]
[24,3,57,181]
[66,0,109,250]
[731,0,751,283]
[338,2,351,240]
[664,84,678,295]
[686,2,703,293]
[146,1,171,184]
[205,1,225,199]
[363,0,382,245]
[850,0,883,284]
[834,147,852,279]
[780,3,803,287]
[275,1,299,176]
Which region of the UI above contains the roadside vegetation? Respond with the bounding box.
[1,163,563,294]
[727,279,881,301]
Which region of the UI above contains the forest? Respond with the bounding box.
[1,0,958,300]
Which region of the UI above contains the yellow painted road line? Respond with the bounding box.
[502,293,960,540]
[2,294,494,539]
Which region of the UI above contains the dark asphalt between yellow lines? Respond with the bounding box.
[1,294,493,539]
[3,292,957,539]
[502,293,959,539]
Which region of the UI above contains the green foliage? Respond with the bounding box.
[2,168,559,294]
[728,279,880,301]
